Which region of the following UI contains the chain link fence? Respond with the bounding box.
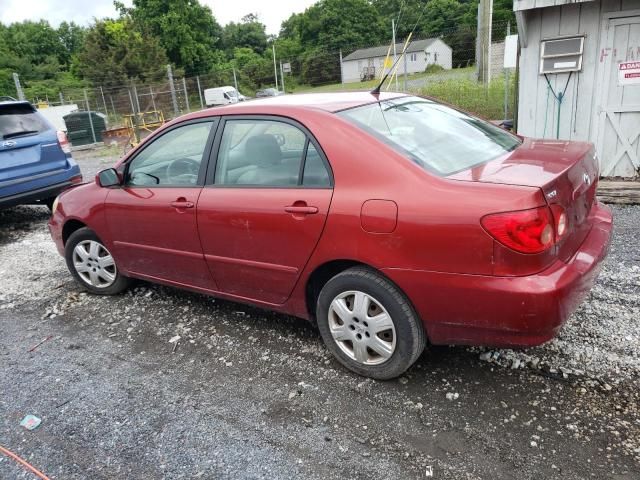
[20,22,517,148]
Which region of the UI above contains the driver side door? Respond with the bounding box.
[105,119,218,290]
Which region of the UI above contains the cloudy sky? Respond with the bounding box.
[0,0,317,35]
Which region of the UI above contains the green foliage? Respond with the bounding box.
[425,63,445,74]
[282,0,386,53]
[222,14,268,55]
[232,47,272,90]
[0,20,87,97]
[301,48,342,86]
[0,0,517,107]
[73,19,168,86]
[420,74,516,119]
[118,0,223,74]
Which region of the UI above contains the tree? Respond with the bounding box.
[281,0,386,54]
[4,20,63,66]
[222,14,268,55]
[73,19,168,86]
[117,0,223,74]
[57,22,86,67]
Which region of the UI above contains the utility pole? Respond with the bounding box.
[196,75,204,109]
[272,44,279,91]
[280,61,285,94]
[392,18,398,90]
[182,77,190,112]
[13,73,25,100]
[167,64,179,116]
[488,0,493,84]
[339,49,344,85]
[477,0,493,84]
[59,92,65,105]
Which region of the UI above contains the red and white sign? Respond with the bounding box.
[618,61,640,86]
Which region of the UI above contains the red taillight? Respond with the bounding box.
[57,130,71,154]
[70,174,83,184]
[481,206,556,254]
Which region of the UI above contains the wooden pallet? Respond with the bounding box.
[597,180,640,205]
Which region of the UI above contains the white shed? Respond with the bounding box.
[341,38,452,84]
[514,0,640,177]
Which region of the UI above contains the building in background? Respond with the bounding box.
[340,39,452,84]
[515,0,640,177]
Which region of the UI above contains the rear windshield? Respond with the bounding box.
[0,104,50,139]
[337,96,521,176]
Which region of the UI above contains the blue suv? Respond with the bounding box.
[0,100,82,210]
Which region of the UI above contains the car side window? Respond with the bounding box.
[215,119,307,186]
[126,122,212,187]
[302,143,331,187]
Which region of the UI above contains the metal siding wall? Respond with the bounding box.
[517,10,541,137]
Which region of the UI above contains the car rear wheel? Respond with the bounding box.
[316,267,426,379]
[65,227,130,295]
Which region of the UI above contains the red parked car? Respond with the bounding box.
[48,92,612,379]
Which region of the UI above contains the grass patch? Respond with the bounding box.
[288,67,515,120]
[420,76,515,120]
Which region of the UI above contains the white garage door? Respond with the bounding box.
[595,15,640,177]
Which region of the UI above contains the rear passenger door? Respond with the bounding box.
[197,116,333,304]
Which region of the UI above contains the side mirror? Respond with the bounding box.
[96,168,121,187]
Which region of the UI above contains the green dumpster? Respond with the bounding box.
[63,111,107,146]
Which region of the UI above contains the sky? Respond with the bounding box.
[0,0,317,35]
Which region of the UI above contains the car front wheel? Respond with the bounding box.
[65,227,130,295]
[316,267,426,379]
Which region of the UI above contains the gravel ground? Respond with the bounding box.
[0,149,638,479]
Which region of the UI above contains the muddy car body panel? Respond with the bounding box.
[49,92,613,350]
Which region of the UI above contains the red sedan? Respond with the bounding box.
[48,92,612,379]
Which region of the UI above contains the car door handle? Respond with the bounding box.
[285,205,319,214]
[170,200,194,209]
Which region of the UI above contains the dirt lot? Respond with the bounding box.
[0,150,639,479]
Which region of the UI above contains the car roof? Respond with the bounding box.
[243,91,407,112]
[186,91,409,119]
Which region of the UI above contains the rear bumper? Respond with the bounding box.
[0,161,81,208]
[0,180,73,208]
[383,202,613,348]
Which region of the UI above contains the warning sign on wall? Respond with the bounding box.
[618,61,640,86]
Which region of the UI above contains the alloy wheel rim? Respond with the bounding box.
[328,290,396,365]
[72,240,117,288]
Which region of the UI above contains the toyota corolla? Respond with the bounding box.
[48,92,612,379]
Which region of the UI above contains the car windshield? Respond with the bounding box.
[337,96,521,176]
[0,104,49,139]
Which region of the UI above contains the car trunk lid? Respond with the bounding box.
[449,138,599,262]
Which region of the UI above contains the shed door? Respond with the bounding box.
[596,16,640,177]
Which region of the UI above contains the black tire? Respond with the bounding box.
[44,197,56,212]
[65,227,130,295]
[316,266,426,380]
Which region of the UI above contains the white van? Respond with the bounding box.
[204,86,240,107]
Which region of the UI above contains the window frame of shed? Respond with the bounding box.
[539,34,585,75]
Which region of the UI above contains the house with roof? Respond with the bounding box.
[340,38,452,84]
